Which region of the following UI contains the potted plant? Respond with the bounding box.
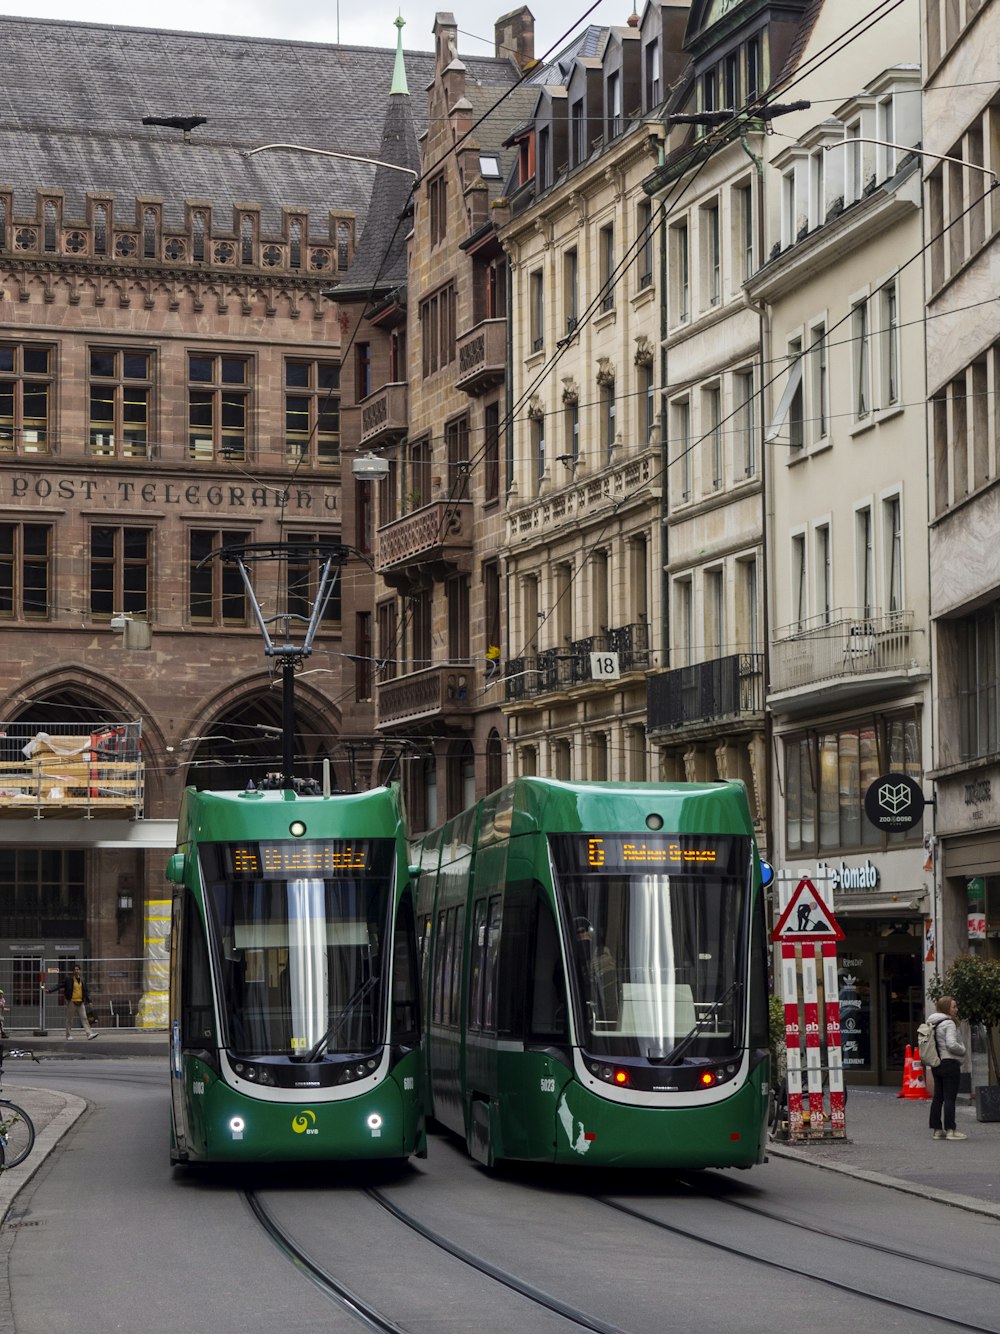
[931,954,1000,1120]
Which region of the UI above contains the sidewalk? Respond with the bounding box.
[769,1084,1000,1219]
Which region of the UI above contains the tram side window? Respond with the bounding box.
[432,905,464,1027]
[448,905,465,1027]
[467,898,488,1032]
[432,909,448,1023]
[528,894,568,1042]
[181,894,217,1047]
[497,884,532,1037]
[748,886,769,1048]
[481,897,503,1031]
[391,893,420,1046]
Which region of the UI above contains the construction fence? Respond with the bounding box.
[0,956,167,1033]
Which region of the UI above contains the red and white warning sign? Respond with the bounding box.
[771,877,844,942]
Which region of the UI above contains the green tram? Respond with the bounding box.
[167,784,425,1165]
[415,778,771,1170]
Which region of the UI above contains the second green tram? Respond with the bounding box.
[167,783,425,1166]
[415,778,771,1169]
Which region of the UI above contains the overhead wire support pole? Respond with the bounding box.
[198,541,352,792]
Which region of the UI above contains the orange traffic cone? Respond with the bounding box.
[899,1045,932,1100]
[897,1044,913,1098]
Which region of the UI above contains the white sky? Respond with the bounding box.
[0,0,627,60]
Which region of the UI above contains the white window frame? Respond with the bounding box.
[851,295,872,421]
[791,529,808,630]
[814,519,833,626]
[882,489,903,615]
[855,502,874,618]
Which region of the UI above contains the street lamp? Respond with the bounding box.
[352,453,391,481]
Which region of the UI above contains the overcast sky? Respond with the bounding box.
[0,0,627,58]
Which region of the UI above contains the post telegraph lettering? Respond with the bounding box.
[3,474,338,512]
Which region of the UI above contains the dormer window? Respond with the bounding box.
[538,127,549,191]
[645,40,660,108]
[571,98,586,166]
[479,153,502,180]
[608,71,622,139]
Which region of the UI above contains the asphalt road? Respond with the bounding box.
[2,1061,999,1334]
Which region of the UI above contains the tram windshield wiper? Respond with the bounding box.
[300,974,379,1064]
[656,980,742,1065]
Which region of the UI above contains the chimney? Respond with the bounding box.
[495,6,535,70]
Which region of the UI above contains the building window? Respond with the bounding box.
[0,522,50,619]
[90,526,150,620]
[484,559,501,669]
[638,200,654,288]
[852,301,871,419]
[529,270,545,351]
[788,337,804,450]
[705,384,722,488]
[565,401,580,461]
[706,567,725,658]
[428,173,447,245]
[484,402,500,504]
[642,364,655,445]
[810,323,828,442]
[880,281,899,407]
[563,248,578,332]
[603,383,616,460]
[355,342,371,401]
[188,529,250,625]
[445,415,470,499]
[746,34,760,101]
[356,611,373,701]
[845,119,863,204]
[724,51,739,110]
[0,849,84,939]
[607,71,622,139]
[735,182,754,280]
[884,494,903,614]
[600,223,615,312]
[89,348,151,458]
[532,414,545,481]
[856,506,874,617]
[0,344,52,454]
[815,523,832,625]
[785,715,920,854]
[703,202,721,305]
[537,126,549,191]
[420,284,456,376]
[670,222,689,322]
[447,575,470,664]
[287,533,341,626]
[878,95,895,179]
[791,531,807,629]
[645,39,660,107]
[571,98,586,166]
[376,600,397,682]
[810,150,825,228]
[285,359,340,466]
[409,588,432,669]
[735,369,755,476]
[741,557,759,653]
[959,603,1000,762]
[674,578,693,667]
[673,398,691,502]
[188,354,249,461]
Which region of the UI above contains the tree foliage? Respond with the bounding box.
[931,954,1000,1084]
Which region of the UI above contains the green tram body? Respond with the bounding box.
[167,784,425,1166]
[415,778,770,1170]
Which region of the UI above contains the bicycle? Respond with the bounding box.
[0,1046,39,1169]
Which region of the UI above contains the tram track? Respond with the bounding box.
[595,1191,1000,1333]
[246,1184,629,1334]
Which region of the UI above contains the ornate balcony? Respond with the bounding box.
[376,666,473,729]
[504,623,650,702]
[359,383,408,449]
[646,654,764,737]
[375,499,473,590]
[455,319,506,396]
[770,609,918,699]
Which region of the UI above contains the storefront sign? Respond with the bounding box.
[817,858,880,892]
[0,473,338,513]
[864,772,925,832]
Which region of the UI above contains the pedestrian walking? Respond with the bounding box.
[56,964,99,1040]
[928,994,965,1140]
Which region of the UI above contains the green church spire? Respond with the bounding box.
[390,14,409,96]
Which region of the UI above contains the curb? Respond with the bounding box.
[768,1141,1000,1221]
[0,1090,88,1223]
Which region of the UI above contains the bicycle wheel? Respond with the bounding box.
[0,1101,35,1168]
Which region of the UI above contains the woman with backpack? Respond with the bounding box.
[927,995,966,1141]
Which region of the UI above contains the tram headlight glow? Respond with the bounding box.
[229,1116,246,1134]
[700,1071,716,1087]
[289,820,307,838]
[367,1113,383,1130]
[613,1069,631,1087]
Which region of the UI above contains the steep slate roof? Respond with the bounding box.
[0,14,520,233]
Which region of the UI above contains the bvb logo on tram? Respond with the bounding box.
[292,1110,318,1135]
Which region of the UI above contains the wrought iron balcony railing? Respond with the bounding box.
[504,623,650,701]
[770,608,915,694]
[647,654,764,733]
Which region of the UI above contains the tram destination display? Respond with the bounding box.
[551,832,747,876]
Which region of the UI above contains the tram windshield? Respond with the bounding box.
[199,838,394,1059]
[550,832,752,1061]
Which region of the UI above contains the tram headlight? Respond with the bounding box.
[289,820,307,837]
[367,1113,383,1131]
[229,1116,246,1139]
